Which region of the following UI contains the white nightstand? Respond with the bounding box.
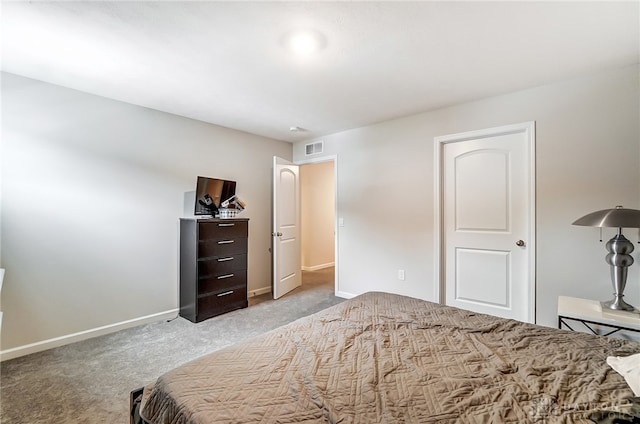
[558,296,640,337]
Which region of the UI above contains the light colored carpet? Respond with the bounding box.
[0,268,342,423]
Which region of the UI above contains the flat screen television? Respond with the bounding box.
[194,176,237,216]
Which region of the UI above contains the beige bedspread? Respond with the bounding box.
[141,292,639,423]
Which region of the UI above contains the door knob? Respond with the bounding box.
[516,240,525,247]
[274,232,283,237]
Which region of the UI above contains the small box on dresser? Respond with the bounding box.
[179,218,249,323]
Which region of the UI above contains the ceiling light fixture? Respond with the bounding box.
[283,29,326,58]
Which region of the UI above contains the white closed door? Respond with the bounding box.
[272,156,301,299]
[441,123,534,322]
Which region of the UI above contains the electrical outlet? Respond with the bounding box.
[398,269,405,281]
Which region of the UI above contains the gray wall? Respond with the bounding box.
[294,65,640,328]
[1,73,291,354]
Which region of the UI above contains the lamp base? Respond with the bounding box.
[601,297,635,312]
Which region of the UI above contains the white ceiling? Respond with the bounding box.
[2,1,638,142]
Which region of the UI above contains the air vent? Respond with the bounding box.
[305,141,323,155]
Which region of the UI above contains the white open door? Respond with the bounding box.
[272,156,301,299]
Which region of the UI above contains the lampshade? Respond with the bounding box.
[572,206,640,228]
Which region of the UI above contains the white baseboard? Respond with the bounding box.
[0,308,179,362]
[335,290,356,299]
[301,262,335,272]
[248,286,271,297]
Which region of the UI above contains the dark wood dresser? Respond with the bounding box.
[179,218,249,323]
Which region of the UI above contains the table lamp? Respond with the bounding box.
[572,206,640,311]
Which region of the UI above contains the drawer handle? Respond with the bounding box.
[217,273,234,280]
[217,257,234,262]
[218,223,235,227]
[217,290,234,297]
[217,240,235,245]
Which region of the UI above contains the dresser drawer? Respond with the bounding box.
[197,286,247,321]
[198,221,248,241]
[198,237,247,258]
[198,270,246,295]
[198,254,247,277]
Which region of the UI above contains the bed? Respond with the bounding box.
[138,292,640,423]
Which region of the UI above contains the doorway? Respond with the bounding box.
[271,155,338,300]
[300,161,335,271]
[300,158,337,294]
